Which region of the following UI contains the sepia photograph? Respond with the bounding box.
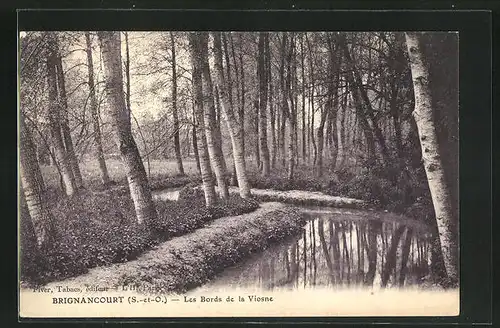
[18,29,460,318]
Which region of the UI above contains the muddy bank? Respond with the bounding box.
[34,203,306,294]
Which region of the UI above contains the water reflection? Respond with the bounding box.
[204,207,433,290]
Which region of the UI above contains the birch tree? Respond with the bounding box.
[85,31,110,185]
[98,31,157,225]
[45,32,76,196]
[19,114,55,247]
[405,32,458,285]
[189,32,217,206]
[212,32,252,198]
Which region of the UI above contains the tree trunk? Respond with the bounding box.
[85,32,110,186]
[124,31,132,125]
[213,32,251,199]
[381,225,405,287]
[199,33,229,199]
[340,36,391,165]
[20,114,55,248]
[189,32,217,207]
[405,32,458,285]
[399,227,413,287]
[301,34,307,164]
[98,31,157,225]
[55,51,83,189]
[258,32,270,176]
[45,33,76,196]
[169,32,185,176]
[237,33,246,160]
[192,105,201,174]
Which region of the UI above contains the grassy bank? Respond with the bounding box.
[227,186,367,209]
[20,188,259,286]
[39,203,306,294]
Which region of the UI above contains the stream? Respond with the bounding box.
[153,188,433,291]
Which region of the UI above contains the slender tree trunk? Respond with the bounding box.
[189,32,217,206]
[199,33,229,199]
[192,106,201,175]
[20,115,55,247]
[364,221,379,286]
[405,32,458,285]
[55,52,83,189]
[98,31,157,225]
[258,32,270,176]
[301,34,307,164]
[237,33,246,159]
[269,66,277,169]
[169,32,185,176]
[306,34,317,166]
[45,33,76,196]
[340,36,391,165]
[381,225,405,287]
[213,32,251,198]
[399,227,413,286]
[124,31,132,124]
[85,32,110,185]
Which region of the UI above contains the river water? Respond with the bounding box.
[197,205,433,291]
[153,189,434,291]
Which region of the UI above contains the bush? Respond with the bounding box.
[178,183,205,201]
[246,169,333,193]
[153,196,260,237]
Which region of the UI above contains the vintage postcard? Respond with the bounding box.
[18,28,460,318]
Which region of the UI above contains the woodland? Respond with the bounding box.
[19,31,458,289]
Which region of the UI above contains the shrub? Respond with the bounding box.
[178,183,205,201]
[153,196,259,237]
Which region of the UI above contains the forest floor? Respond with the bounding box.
[26,202,306,293]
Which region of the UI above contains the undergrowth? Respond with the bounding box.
[20,187,259,286]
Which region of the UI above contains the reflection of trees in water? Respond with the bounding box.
[241,216,432,290]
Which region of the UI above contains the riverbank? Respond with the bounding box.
[26,203,306,294]
[153,186,368,209]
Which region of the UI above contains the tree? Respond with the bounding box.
[189,32,217,206]
[258,32,270,176]
[85,31,111,186]
[98,31,157,225]
[212,32,252,199]
[45,32,76,196]
[19,114,55,247]
[199,33,229,200]
[405,32,458,285]
[55,47,84,189]
[169,32,185,176]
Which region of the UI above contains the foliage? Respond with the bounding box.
[20,188,259,286]
[114,206,305,294]
[247,167,334,193]
[153,195,259,237]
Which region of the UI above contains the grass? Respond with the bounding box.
[36,203,306,295]
[40,158,201,191]
[20,186,259,286]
